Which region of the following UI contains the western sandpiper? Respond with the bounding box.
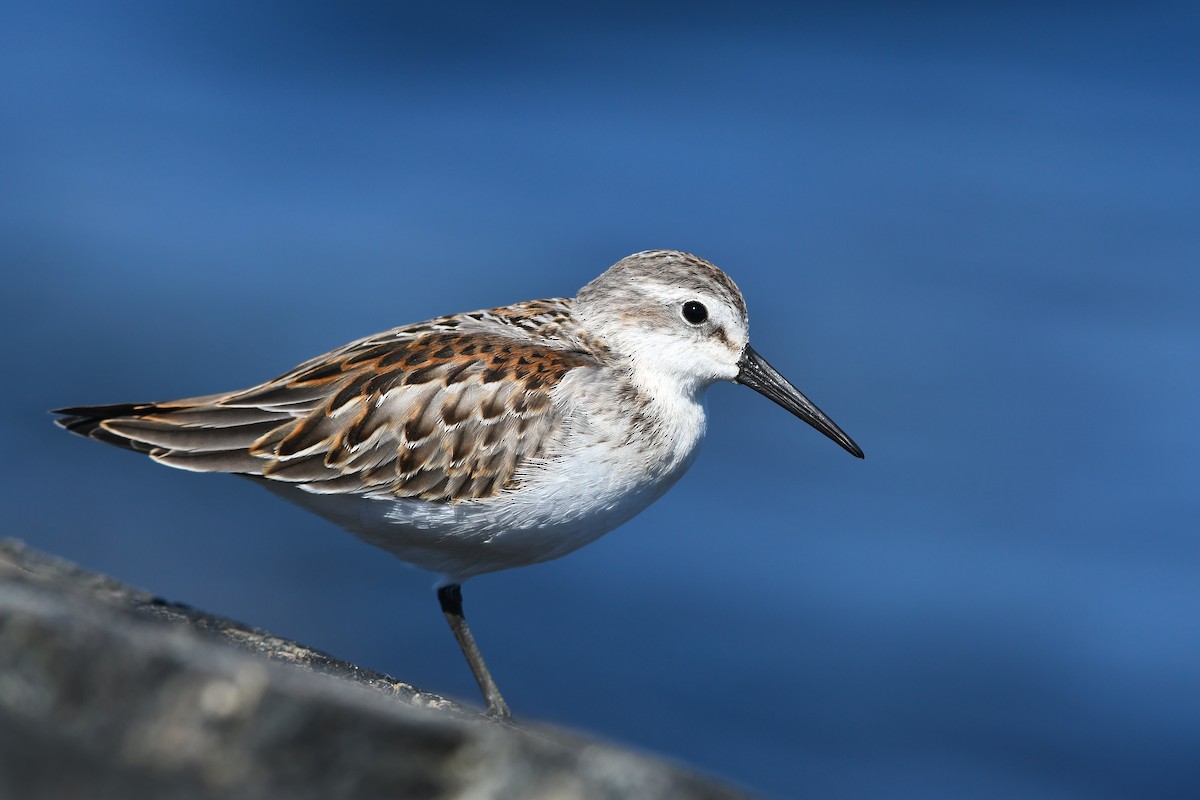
[55,249,863,718]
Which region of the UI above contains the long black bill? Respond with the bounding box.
[734,345,864,459]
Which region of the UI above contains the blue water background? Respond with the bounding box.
[3,3,1198,797]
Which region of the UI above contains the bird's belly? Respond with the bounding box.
[263,435,699,581]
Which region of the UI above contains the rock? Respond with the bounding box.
[0,539,752,800]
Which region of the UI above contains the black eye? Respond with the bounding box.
[681,300,708,324]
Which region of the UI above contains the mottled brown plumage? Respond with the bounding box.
[57,299,604,503]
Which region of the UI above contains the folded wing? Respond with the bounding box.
[55,325,597,503]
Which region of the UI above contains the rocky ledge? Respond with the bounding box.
[0,539,751,800]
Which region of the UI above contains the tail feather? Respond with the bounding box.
[52,401,292,464]
[53,403,162,452]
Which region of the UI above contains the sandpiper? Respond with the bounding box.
[55,249,863,718]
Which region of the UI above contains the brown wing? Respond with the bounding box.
[55,327,597,503]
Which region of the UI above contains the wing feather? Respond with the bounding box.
[54,303,600,503]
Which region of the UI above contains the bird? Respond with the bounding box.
[54,249,863,719]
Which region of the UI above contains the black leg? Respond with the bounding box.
[436,583,511,719]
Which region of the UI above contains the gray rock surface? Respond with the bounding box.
[0,539,752,800]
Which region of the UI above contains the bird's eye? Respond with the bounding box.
[681,300,708,325]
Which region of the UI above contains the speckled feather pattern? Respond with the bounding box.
[59,298,611,503]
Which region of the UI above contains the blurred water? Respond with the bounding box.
[3,3,1198,798]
